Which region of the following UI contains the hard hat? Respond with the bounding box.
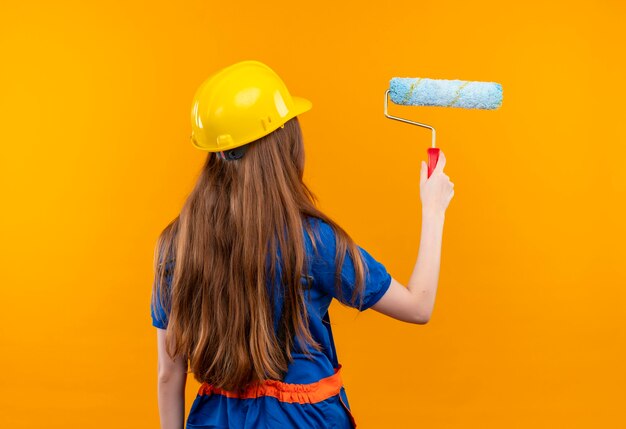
[190,60,312,154]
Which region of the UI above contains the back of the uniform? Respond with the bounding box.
[153,216,393,428]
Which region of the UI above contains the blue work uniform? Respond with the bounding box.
[151,216,392,428]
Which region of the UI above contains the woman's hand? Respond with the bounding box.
[420,150,454,217]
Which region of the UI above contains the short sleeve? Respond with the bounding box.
[150,260,174,329]
[309,219,392,312]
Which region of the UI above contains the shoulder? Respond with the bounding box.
[303,217,344,273]
[304,216,337,245]
[303,217,341,262]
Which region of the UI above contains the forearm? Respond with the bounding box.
[407,210,445,321]
[157,372,187,429]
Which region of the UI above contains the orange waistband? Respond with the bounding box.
[198,364,344,404]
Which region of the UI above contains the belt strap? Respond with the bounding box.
[198,364,344,404]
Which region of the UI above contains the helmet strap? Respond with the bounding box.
[217,144,249,161]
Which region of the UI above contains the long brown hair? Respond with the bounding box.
[151,116,367,392]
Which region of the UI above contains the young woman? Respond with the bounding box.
[151,60,454,429]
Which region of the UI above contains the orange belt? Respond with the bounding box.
[198,363,344,404]
[198,363,357,427]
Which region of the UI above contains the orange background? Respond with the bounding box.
[1,0,625,427]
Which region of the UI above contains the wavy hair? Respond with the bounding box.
[151,117,366,392]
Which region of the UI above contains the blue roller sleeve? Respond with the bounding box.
[389,77,502,110]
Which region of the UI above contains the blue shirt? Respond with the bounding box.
[151,216,392,384]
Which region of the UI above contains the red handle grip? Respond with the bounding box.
[427,147,440,178]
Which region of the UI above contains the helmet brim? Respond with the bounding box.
[192,96,313,152]
[291,96,312,116]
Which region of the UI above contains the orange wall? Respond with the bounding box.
[1,0,624,427]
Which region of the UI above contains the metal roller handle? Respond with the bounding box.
[384,89,440,178]
[384,89,436,148]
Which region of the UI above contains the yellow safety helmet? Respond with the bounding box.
[190,60,312,157]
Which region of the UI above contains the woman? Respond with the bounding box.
[151,60,454,429]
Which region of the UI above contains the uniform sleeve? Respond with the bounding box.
[150,260,174,329]
[310,219,392,312]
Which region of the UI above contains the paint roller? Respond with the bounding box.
[384,77,503,177]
